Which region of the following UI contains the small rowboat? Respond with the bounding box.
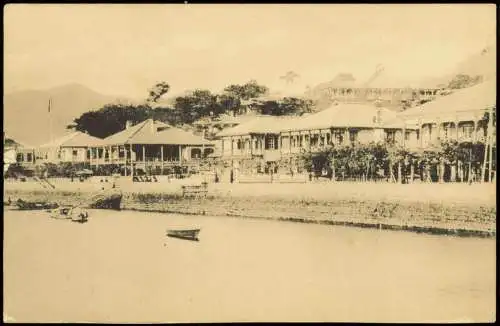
[166,228,201,241]
[16,199,59,210]
[50,206,89,223]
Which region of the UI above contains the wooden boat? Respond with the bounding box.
[89,190,122,210]
[50,206,89,223]
[166,228,201,241]
[16,199,59,210]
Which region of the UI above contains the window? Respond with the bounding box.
[87,150,91,160]
[26,153,33,162]
[310,135,319,147]
[72,150,78,157]
[405,131,411,141]
[265,136,275,150]
[191,148,201,159]
[334,131,344,144]
[16,153,24,162]
[386,131,396,144]
[442,125,450,140]
[237,139,242,150]
[326,133,331,145]
[349,130,358,143]
[462,123,474,138]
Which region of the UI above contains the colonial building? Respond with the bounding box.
[216,103,417,175]
[34,131,105,164]
[89,119,215,176]
[306,72,444,111]
[398,80,496,147]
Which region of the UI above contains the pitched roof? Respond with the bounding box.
[102,119,213,145]
[216,115,301,137]
[398,80,496,124]
[285,103,400,131]
[216,103,413,136]
[39,131,104,148]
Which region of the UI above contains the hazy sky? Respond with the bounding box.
[4,4,496,98]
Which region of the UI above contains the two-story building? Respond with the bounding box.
[216,103,417,175]
[398,80,496,147]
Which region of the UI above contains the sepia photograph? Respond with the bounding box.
[3,3,496,323]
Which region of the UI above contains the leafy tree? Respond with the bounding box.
[69,103,153,138]
[147,82,170,103]
[173,89,220,124]
[217,92,241,116]
[223,80,268,100]
[448,74,483,90]
[255,97,314,116]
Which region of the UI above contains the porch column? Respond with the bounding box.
[179,145,183,165]
[436,119,441,142]
[344,128,349,145]
[142,145,146,174]
[455,119,459,141]
[96,147,99,169]
[402,124,406,148]
[161,145,164,175]
[309,130,312,152]
[473,120,478,142]
[230,136,234,157]
[289,131,292,154]
[130,144,134,177]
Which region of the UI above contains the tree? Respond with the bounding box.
[448,74,483,90]
[223,80,268,100]
[173,89,220,124]
[255,97,314,116]
[69,103,153,138]
[280,71,300,84]
[217,92,241,116]
[147,82,170,104]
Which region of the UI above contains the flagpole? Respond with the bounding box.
[48,98,53,163]
[48,98,53,144]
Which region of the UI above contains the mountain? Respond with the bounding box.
[3,83,135,147]
[418,44,496,88]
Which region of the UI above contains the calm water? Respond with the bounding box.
[3,209,496,323]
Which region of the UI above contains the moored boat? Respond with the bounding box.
[50,206,89,223]
[166,228,201,241]
[16,199,59,210]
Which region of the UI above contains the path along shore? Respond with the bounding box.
[4,177,496,238]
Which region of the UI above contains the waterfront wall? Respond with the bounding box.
[4,189,496,238]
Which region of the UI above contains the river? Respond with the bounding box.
[3,209,496,323]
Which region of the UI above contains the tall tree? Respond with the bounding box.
[69,104,153,138]
[223,80,268,100]
[173,89,220,124]
[147,82,170,103]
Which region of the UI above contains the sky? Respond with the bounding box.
[4,4,496,98]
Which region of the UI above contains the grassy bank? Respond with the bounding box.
[4,186,496,238]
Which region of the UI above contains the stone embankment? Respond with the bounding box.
[4,189,496,238]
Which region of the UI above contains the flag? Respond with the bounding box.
[48,99,51,113]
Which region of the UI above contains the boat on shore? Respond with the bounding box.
[50,206,89,223]
[89,190,123,210]
[166,228,201,241]
[16,199,59,210]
